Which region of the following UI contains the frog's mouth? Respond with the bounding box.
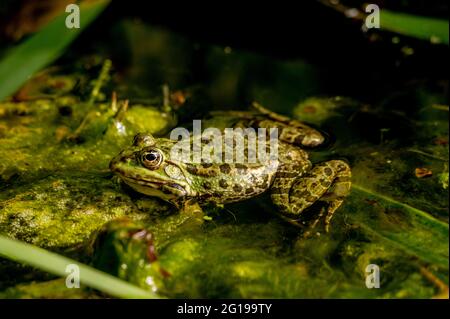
[109,159,167,188]
[120,175,166,189]
[120,175,189,199]
[110,158,191,197]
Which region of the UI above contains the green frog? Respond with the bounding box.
[110,103,351,234]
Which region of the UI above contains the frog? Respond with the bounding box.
[109,103,351,235]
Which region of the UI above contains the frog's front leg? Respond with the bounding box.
[271,160,351,235]
[179,199,205,226]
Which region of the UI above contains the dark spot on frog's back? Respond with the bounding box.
[235,163,248,173]
[203,181,212,189]
[233,184,243,193]
[219,179,229,189]
[186,164,198,174]
[245,187,254,195]
[324,167,333,176]
[220,164,231,174]
[202,163,213,168]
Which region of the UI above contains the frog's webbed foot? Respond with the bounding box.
[271,160,351,236]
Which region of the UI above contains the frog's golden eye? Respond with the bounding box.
[140,149,163,169]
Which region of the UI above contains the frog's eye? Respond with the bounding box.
[140,149,163,169]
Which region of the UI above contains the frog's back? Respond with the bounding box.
[187,160,279,204]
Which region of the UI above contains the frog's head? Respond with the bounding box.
[110,133,196,204]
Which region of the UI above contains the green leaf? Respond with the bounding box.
[381,10,449,45]
[352,184,448,231]
[0,0,110,101]
[0,234,159,299]
[351,184,449,269]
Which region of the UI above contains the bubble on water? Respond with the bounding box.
[224,46,232,54]
[392,37,400,44]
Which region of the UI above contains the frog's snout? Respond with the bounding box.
[109,157,118,171]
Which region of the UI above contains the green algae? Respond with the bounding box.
[0,279,98,299]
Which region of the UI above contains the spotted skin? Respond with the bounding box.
[110,104,351,235]
[271,160,351,234]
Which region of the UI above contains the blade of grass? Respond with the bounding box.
[0,234,160,299]
[351,184,448,269]
[0,0,110,101]
[381,10,449,45]
[318,0,449,45]
[352,183,448,231]
[355,221,448,269]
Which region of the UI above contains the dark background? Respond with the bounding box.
[109,0,449,101]
[0,0,448,105]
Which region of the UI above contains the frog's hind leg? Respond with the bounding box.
[248,102,326,148]
[272,160,351,235]
[251,102,294,123]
